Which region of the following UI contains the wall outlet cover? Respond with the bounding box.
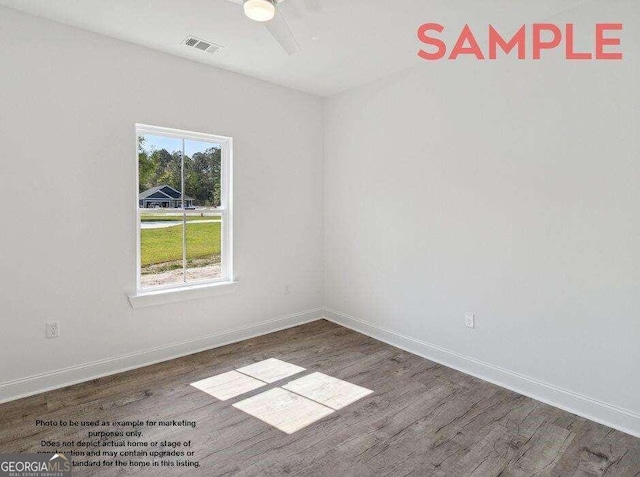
[46,321,60,339]
[465,313,475,329]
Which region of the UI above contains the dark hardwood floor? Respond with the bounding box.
[1,320,638,476]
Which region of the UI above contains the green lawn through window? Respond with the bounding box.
[140,221,221,267]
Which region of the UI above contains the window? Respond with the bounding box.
[136,124,232,292]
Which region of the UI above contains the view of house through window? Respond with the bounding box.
[137,125,231,290]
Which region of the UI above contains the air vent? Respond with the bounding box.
[183,36,223,54]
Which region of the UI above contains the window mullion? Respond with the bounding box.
[181,138,186,283]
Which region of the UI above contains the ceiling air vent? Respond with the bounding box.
[183,36,223,54]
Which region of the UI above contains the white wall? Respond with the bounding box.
[0,7,324,399]
[324,0,639,435]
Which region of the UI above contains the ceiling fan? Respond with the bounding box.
[226,0,320,55]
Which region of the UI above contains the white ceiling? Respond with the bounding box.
[0,0,598,96]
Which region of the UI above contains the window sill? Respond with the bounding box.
[128,281,238,309]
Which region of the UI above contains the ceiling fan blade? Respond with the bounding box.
[264,7,300,55]
[298,0,322,13]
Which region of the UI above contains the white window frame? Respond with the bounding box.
[134,124,234,295]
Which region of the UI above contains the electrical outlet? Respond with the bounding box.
[465,313,475,329]
[284,284,291,295]
[46,321,60,339]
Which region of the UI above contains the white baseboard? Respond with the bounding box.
[0,308,324,404]
[323,307,640,438]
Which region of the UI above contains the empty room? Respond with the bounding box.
[0,0,638,475]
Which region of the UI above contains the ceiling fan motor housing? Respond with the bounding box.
[244,0,277,22]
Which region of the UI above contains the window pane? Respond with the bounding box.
[185,213,223,283]
[184,139,222,209]
[137,134,183,208]
[140,212,185,288]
